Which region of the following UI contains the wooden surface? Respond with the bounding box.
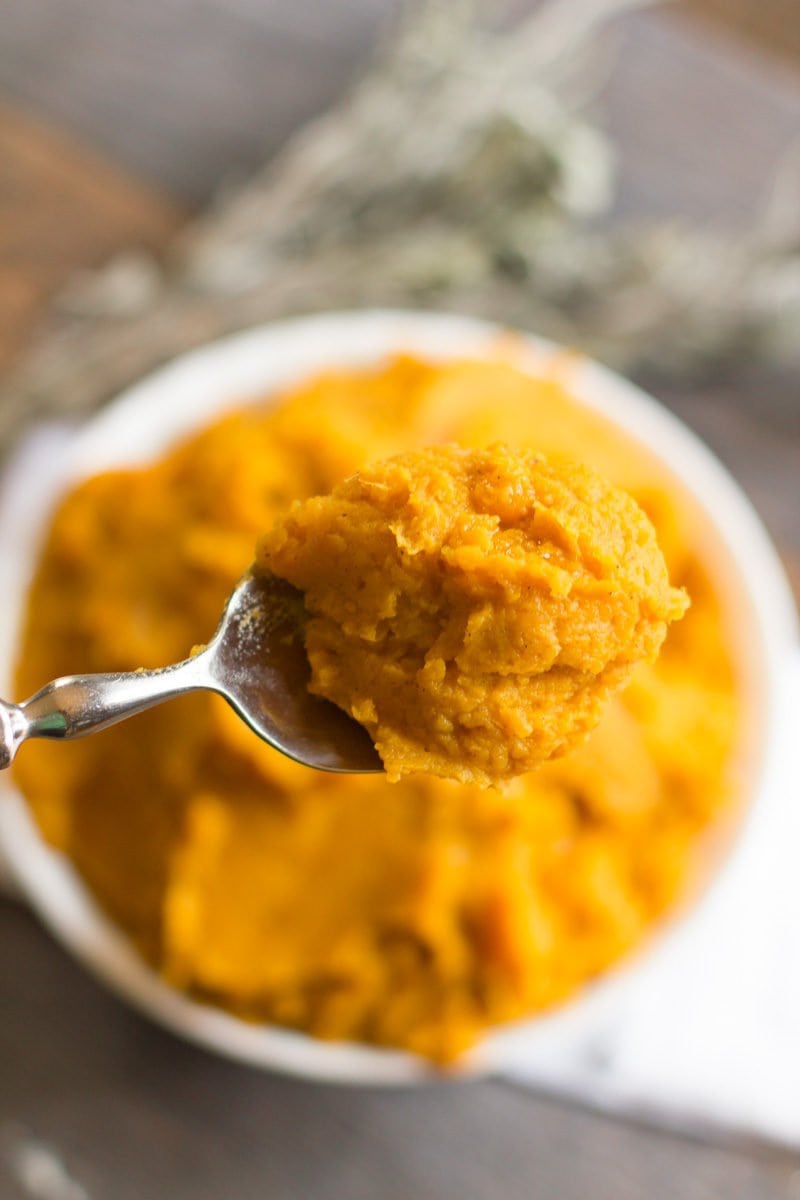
[0,0,402,206]
[688,0,800,65]
[0,105,181,369]
[0,4,798,1199]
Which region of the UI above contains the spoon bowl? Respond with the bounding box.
[204,569,382,772]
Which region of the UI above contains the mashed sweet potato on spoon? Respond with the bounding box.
[258,443,688,785]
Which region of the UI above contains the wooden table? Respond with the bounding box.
[0,5,798,1199]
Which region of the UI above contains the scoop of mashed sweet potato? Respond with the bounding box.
[258,444,688,784]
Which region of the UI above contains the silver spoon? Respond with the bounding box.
[0,570,383,774]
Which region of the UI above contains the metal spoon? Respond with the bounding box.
[0,570,383,774]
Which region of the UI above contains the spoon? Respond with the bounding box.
[0,570,383,774]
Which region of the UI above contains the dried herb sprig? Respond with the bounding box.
[1,0,798,454]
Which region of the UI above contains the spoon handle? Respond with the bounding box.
[0,656,211,769]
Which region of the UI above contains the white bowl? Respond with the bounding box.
[0,309,796,1084]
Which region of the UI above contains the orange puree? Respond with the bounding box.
[259,444,687,784]
[14,354,739,1063]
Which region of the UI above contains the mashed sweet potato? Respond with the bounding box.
[259,444,688,783]
[13,353,739,1062]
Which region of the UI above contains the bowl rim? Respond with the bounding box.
[0,307,796,1084]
